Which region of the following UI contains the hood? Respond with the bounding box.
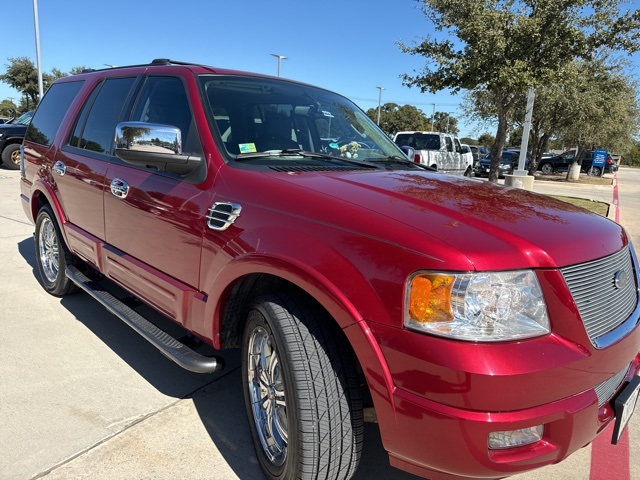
[0,123,27,134]
[260,169,625,271]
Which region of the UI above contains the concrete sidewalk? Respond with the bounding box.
[1,167,638,480]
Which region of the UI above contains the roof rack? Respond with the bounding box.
[150,59,199,66]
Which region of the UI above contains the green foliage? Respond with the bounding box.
[365,102,430,135]
[0,57,86,107]
[623,143,640,167]
[400,0,640,181]
[477,133,495,146]
[430,111,459,135]
[0,99,18,117]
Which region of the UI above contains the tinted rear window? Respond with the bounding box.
[70,77,136,154]
[25,81,84,146]
[395,133,440,150]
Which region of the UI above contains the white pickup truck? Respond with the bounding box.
[394,131,473,176]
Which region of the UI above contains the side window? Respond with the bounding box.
[131,76,202,156]
[69,77,136,154]
[445,136,453,152]
[25,81,84,145]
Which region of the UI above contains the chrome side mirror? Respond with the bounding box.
[115,121,182,154]
[114,122,200,175]
[400,146,416,161]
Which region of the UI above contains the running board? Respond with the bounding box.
[66,266,224,374]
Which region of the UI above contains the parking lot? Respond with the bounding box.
[1,167,639,480]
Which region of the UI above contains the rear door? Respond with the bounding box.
[57,77,138,244]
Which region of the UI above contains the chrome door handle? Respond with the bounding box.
[110,178,129,199]
[52,161,66,176]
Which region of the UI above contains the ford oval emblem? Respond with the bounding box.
[614,270,630,290]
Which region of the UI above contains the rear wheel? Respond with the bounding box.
[35,205,77,296]
[540,162,554,175]
[242,293,363,480]
[1,144,21,170]
[588,166,602,177]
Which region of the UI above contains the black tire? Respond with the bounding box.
[1,144,21,170]
[242,293,363,480]
[34,205,77,296]
[464,166,473,177]
[588,166,602,177]
[540,162,554,175]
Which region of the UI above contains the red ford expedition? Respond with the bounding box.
[19,59,640,480]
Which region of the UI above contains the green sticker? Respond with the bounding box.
[239,143,257,153]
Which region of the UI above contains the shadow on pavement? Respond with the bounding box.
[17,236,421,480]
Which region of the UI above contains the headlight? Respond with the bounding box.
[405,270,550,341]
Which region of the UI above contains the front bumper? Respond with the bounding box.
[385,356,639,480]
[365,300,640,480]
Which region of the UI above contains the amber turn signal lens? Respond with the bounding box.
[408,274,454,323]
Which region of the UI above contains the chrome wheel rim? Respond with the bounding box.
[39,217,59,283]
[247,325,288,466]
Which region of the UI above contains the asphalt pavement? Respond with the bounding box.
[0,166,638,480]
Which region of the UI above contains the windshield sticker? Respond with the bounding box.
[239,143,257,154]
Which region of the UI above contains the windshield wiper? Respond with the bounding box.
[366,155,437,171]
[235,149,379,169]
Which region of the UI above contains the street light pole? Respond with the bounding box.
[376,87,384,125]
[32,0,44,101]
[270,54,287,77]
[431,103,436,131]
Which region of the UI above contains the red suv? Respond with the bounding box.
[20,59,640,480]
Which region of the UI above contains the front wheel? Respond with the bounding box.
[540,162,554,175]
[242,293,363,480]
[1,144,21,170]
[34,206,77,296]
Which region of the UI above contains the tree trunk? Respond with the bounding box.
[566,147,586,181]
[567,162,581,180]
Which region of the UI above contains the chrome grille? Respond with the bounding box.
[561,247,638,344]
[206,202,242,231]
[594,364,629,407]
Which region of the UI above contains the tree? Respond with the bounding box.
[0,57,86,109]
[365,102,430,135]
[0,99,18,117]
[477,133,495,147]
[429,111,459,134]
[399,0,640,182]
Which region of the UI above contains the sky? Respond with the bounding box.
[3,1,639,140]
[1,0,475,134]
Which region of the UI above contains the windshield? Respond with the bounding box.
[14,111,33,126]
[198,75,407,165]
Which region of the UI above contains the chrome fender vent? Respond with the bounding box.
[207,202,242,231]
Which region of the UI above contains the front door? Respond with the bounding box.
[103,76,211,323]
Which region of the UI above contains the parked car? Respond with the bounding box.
[474,150,526,178]
[469,144,489,165]
[20,59,640,480]
[393,131,473,176]
[538,150,618,176]
[0,111,33,170]
[460,143,473,168]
